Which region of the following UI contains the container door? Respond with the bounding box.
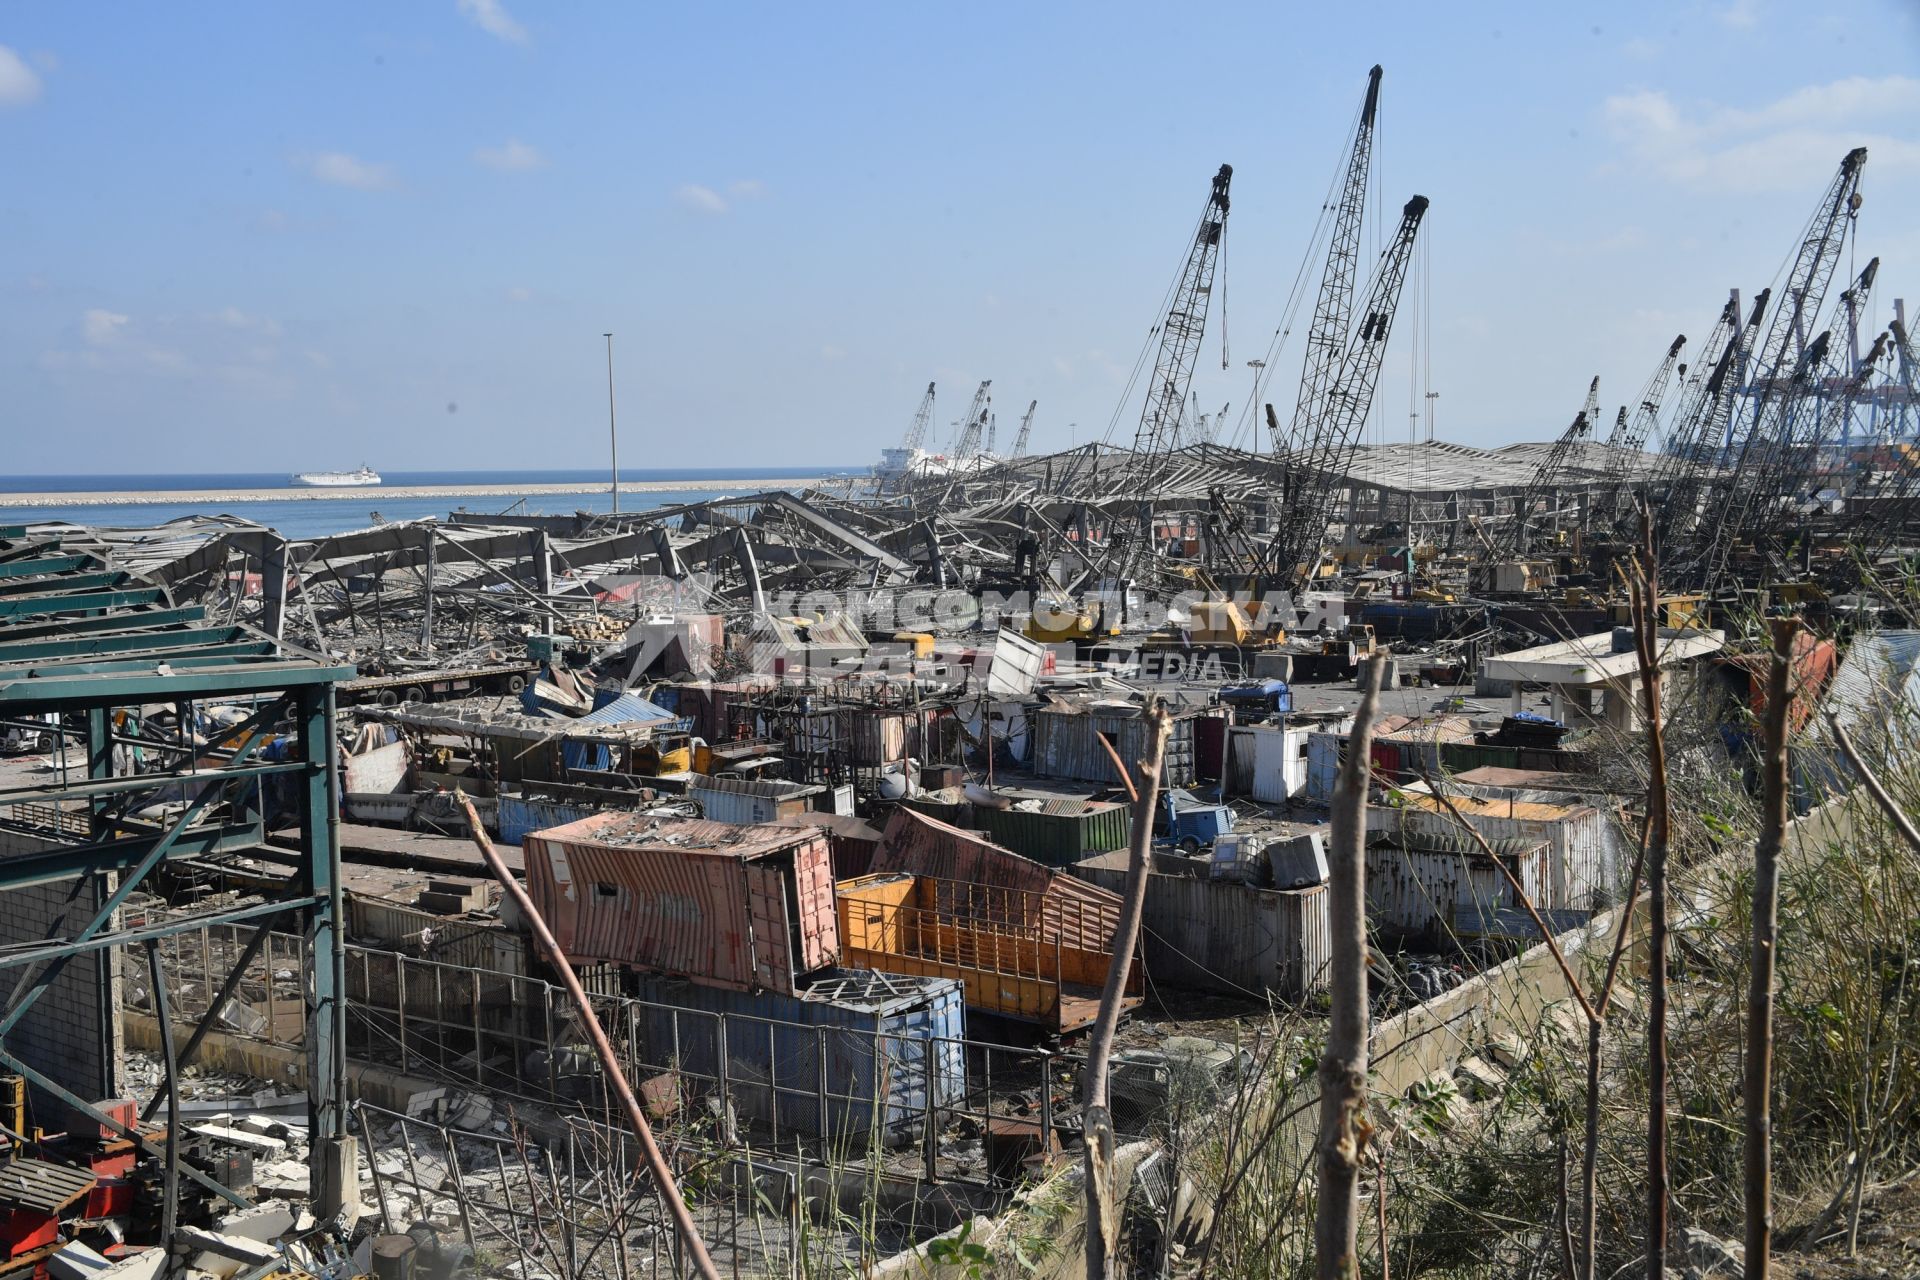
[789,841,840,973]
[744,864,796,993]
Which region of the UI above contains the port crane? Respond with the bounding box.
[1693,147,1865,585]
[1270,193,1431,589]
[1278,65,1383,456]
[1597,334,1686,528]
[951,380,993,458]
[898,382,936,454]
[1011,400,1037,459]
[1130,164,1233,469]
[1500,387,1593,561]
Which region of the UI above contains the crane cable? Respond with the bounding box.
[1222,91,1370,452]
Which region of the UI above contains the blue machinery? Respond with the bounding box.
[0,525,356,1218]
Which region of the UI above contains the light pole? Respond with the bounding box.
[604,333,620,515]
[1247,359,1267,450]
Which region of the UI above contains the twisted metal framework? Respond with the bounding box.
[952,380,993,458]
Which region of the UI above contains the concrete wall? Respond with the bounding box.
[0,836,124,1128]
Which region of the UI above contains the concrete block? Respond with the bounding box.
[213,1201,294,1244]
[189,1124,286,1157]
[182,1227,280,1279]
[47,1240,112,1280]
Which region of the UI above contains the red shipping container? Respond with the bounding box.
[524,813,838,995]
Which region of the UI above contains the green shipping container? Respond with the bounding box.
[979,801,1133,867]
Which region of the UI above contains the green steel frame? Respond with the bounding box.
[0,528,355,1219]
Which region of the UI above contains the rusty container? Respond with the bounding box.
[524,811,839,995]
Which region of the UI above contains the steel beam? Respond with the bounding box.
[0,896,318,972]
[302,684,350,1158]
[0,625,244,664]
[0,605,209,644]
[0,587,161,619]
[0,554,93,580]
[0,699,287,1041]
[0,661,350,710]
[0,571,123,596]
[0,759,307,808]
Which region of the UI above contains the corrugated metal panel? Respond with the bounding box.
[977,803,1131,866]
[347,897,530,975]
[871,807,1125,938]
[498,793,597,846]
[344,740,409,795]
[1380,795,1624,909]
[524,812,839,994]
[1364,838,1549,944]
[1305,732,1344,805]
[630,970,966,1145]
[1029,706,1205,787]
[836,872,1134,1029]
[1065,863,1330,998]
[1245,725,1308,804]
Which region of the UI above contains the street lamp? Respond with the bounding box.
[604,333,620,515]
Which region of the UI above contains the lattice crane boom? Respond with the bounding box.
[952,380,992,458]
[1131,164,1233,464]
[1280,65,1383,455]
[899,382,936,453]
[1011,400,1037,459]
[1273,193,1430,587]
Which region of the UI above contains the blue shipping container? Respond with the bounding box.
[498,792,597,846]
[629,969,967,1147]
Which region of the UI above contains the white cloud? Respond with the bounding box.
[1717,0,1760,29]
[82,309,129,345]
[674,184,729,215]
[215,306,283,337]
[0,44,43,106]
[301,151,396,190]
[475,139,545,172]
[506,286,533,302]
[457,0,527,44]
[728,179,766,199]
[1602,75,1920,192]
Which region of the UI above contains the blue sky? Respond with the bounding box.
[2,0,1917,474]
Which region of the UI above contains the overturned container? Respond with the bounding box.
[524,811,838,995]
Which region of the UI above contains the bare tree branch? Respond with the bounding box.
[1316,653,1387,1280]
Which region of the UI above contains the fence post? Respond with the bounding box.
[922,1034,937,1182]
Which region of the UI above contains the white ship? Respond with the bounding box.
[291,465,381,488]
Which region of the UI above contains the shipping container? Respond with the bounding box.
[1363,832,1551,946]
[871,808,1125,935]
[1069,854,1330,997]
[1372,793,1625,910]
[498,792,597,846]
[977,799,1132,866]
[689,774,822,825]
[629,969,966,1146]
[1028,704,1212,787]
[837,872,1136,1031]
[1227,724,1310,803]
[523,812,839,995]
